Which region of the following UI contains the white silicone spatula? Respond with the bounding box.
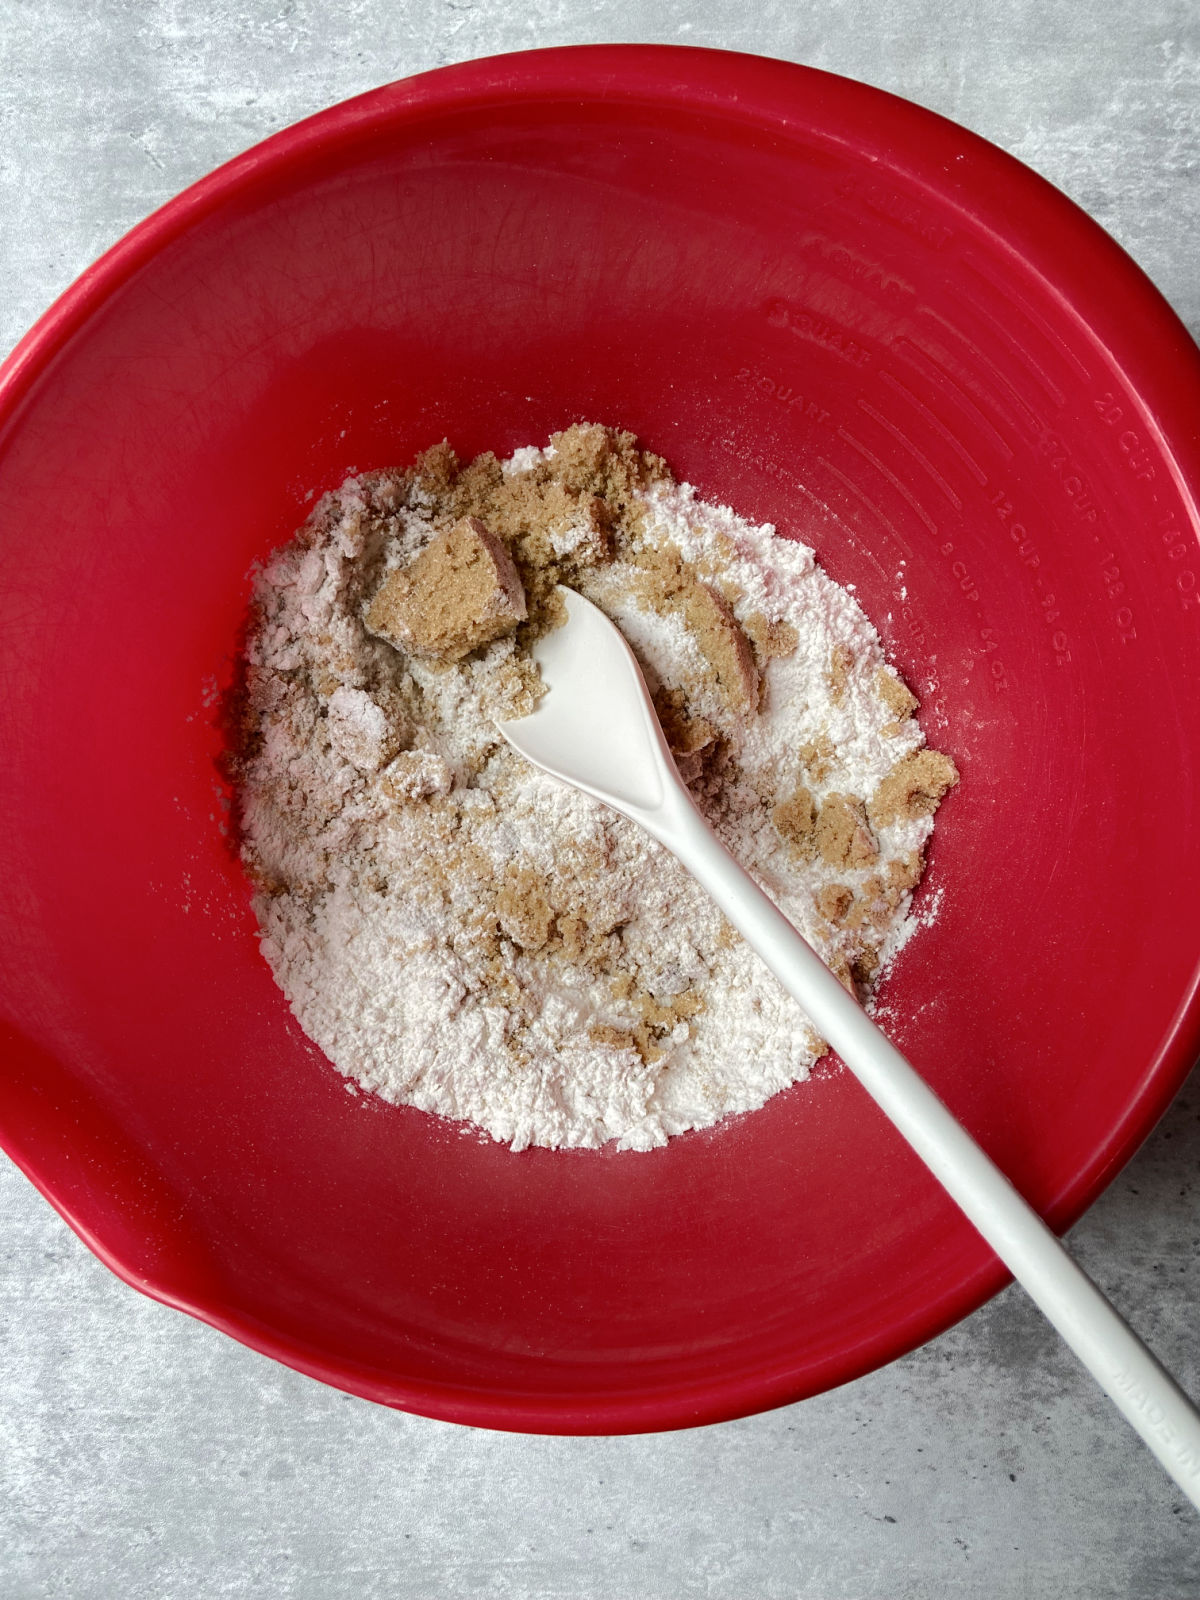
[496,586,1200,1509]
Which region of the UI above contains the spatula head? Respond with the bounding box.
[494,587,674,819]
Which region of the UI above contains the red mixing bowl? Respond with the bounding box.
[2,45,1199,1433]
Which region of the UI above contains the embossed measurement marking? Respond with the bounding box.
[817,457,1014,694]
[1088,381,1200,629]
[840,177,956,250]
[979,310,1066,408]
[765,299,871,367]
[916,304,1042,438]
[815,455,913,563]
[1153,509,1200,615]
[878,370,989,487]
[1092,392,1157,483]
[892,337,1015,463]
[961,251,1093,383]
[734,365,832,425]
[932,533,1013,694]
[1092,541,1138,644]
[793,230,915,303]
[988,488,1072,666]
[791,479,938,678]
[1035,429,1100,523]
[837,427,939,535]
[854,397,963,510]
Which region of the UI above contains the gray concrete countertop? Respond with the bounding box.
[2,4,1198,1595]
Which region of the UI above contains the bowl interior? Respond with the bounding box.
[3,48,1200,1431]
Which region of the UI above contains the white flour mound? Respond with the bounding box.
[234,441,949,1151]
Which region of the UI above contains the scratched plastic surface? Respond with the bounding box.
[1,47,1199,1433]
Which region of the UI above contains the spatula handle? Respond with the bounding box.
[652,784,1200,1511]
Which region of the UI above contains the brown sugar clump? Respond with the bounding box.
[589,1023,638,1052]
[409,440,459,502]
[887,851,923,896]
[325,685,406,773]
[798,735,835,785]
[846,876,898,934]
[365,516,527,662]
[829,643,855,704]
[558,915,591,962]
[548,422,667,507]
[773,785,818,859]
[869,750,959,828]
[691,583,760,715]
[815,883,854,924]
[827,951,859,998]
[814,793,878,869]
[496,866,554,951]
[851,946,880,985]
[630,986,705,1062]
[743,613,799,663]
[400,424,667,645]
[841,852,928,940]
[587,982,705,1066]
[633,543,760,717]
[876,667,918,722]
[380,750,453,802]
[653,686,719,785]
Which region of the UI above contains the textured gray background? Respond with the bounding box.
[2,2,1199,1596]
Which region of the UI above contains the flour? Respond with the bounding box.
[230,426,957,1151]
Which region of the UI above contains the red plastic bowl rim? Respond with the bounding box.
[2,44,1200,1434]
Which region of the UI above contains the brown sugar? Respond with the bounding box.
[690,583,761,715]
[773,785,818,859]
[231,418,962,1150]
[798,735,835,785]
[828,643,855,704]
[371,425,766,731]
[845,876,900,934]
[851,945,880,985]
[814,793,878,869]
[870,749,960,828]
[887,851,924,896]
[586,986,707,1067]
[496,866,555,951]
[812,852,929,992]
[876,667,919,722]
[366,516,527,662]
[629,986,706,1063]
[815,883,854,924]
[743,613,799,664]
[589,1023,638,1052]
[380,749,454,802]
[632,542,760,716]
[827,950,859,997]
[405,424,667,632]
[652,686,719,786]
[547,421,667,506]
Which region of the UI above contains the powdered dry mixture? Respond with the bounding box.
[228,426,957,1151]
